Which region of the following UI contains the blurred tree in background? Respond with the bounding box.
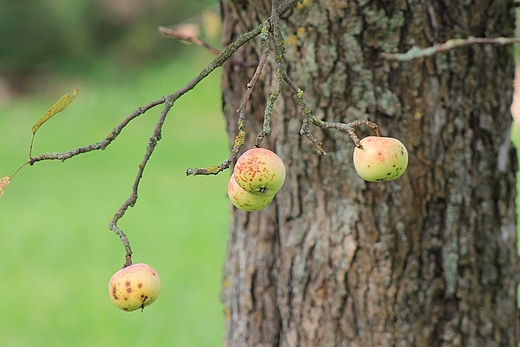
[0,0,218,93]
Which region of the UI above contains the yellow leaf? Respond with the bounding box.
[297,0,313,9]
[0,176,10,197]
[201,9,220,40]
[31,88,79,134]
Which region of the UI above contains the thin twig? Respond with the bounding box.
[111,97,174,224]
[185,26,272,176]
[28,19,266,166]
[284,70,380,152]
[108,96,175,266]
[186,0,301,175]
[28,97,167,165]
[27,22,266,263]
[108,223,133,268]
[319,119,380,148]
[283,76,325,155]
[381,36,520,61]
[254,87,280,146]
[159,26,221,55]
[254,0,285,147]
[12,0,302,265]
[106,6,305,260]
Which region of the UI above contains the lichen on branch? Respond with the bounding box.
[381,36,520,61]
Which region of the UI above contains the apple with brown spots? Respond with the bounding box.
[353,136,408,182]
[108,263,161,312]
[233,148,286,196]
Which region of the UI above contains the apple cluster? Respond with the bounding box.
[353,136,408,182]
[227,148,286,211]
[106,137,407,311]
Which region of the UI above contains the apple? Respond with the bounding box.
[228,173,274,211]
[233,148,286,196]
[353,136,408,182]
[108,263,161,312]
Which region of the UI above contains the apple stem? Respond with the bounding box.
[109,222,133,268]
[306,119,380,150]
[346,120,380,148]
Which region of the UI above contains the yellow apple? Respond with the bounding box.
[353,136,408,182]
[233,148,286,196]
[228,173,274,211]
[108,263,161,312]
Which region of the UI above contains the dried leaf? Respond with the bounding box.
[31,88,79,134]
[0,176,10,197]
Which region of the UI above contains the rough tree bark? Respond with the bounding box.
[220,0,519,346]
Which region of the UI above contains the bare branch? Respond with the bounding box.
[29,97,167,165]
[107,223,133,268]
[26,19,270,263]
[253,0,284,147]
[29,16,266,167]
[187,0,302,175]
[107,96,174,266]
[159,26,221,56]
[185,26,271,176]
[282,78,325,155]
[319,119,380,148]
[21,0,303,264]
[112,97,174,223]
[381,36,520,61]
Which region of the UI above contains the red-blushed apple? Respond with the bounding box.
[353,136,408,182]
[228,173,274,211]
[233,148,286,196]
[108,263,161,312]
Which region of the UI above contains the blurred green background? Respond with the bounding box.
[0,0,229,346]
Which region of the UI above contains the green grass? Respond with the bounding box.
[0,51,229,346]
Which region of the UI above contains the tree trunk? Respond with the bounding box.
[220,1,520,346]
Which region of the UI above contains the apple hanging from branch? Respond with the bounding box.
[233,148,286,196]
[352,136,409,182]
[228,173,275,211]
[108,263,161,312]
[226,148,285,212]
